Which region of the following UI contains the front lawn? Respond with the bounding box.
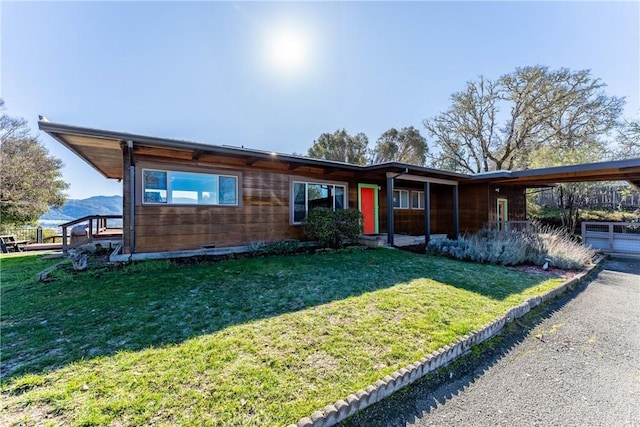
[1,249,564,426]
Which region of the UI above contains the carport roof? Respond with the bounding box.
[471,158,640,188]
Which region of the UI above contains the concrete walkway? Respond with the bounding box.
[344,257,640,427]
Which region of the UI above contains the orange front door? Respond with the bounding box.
[360,187,376,234]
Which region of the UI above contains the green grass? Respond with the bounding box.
[1,249,565,426]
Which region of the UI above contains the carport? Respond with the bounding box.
[474,158,640,256]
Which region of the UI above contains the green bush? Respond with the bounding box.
[302,208,362,248]
[427,226,595,269]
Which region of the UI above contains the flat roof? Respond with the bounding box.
[474,158,640,188]
[37,120,471,182]
[38,119,640,188]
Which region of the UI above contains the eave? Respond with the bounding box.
[38,119,640,189]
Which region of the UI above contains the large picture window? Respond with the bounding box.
[143,169,238,205]
[393,189,409,209]
[292,181,346,223]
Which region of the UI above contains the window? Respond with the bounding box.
[292,181,346,223]
[393,189,409,209]
[411,191,425,209]
[143,169,238,205]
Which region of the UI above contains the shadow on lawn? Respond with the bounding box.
[0,249,555,381]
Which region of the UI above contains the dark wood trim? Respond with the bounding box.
[323,167,344,175]
[424,182,431,245]
[387,176,394,246]
[453,185,459,238]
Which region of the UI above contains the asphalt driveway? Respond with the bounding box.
[344,257,640,427]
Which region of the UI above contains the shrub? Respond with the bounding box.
[427,225,595,269]
[538,226,595,269]
[302,208,362,248]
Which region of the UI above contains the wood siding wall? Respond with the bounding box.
[488,184,527,222]
[378,184,458,237]
[122,152,527,253]
[381,183,527,237]
[458,184,489,234]
[130,158,361,253]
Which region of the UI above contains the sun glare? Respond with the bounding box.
[264,26,310,75]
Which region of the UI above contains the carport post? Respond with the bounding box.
[424,182,431,246]
[387,177,394,246]
[453,185,459,239]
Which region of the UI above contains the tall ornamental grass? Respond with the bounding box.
[427,225,595,269]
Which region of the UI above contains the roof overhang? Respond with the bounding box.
[367,162,470,183]
[38,119,640,189]
[471,158,640,189]
[39,122,125,179]
[38,121,366,180]
[37,120,472,182]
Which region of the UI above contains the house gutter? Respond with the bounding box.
[127,140,136,255]
[390,168,409,180]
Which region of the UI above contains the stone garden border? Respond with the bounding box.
[289,255,606,427]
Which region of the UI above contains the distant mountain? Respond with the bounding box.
[40,195,123,225]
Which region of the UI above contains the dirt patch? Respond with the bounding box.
[508,264,576,279]
[0,400,63,426]
[304,351,340,379]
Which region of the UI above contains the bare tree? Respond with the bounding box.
[615,118,640,159]
[424,66,625,173]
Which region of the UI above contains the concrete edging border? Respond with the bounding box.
[289,255,606,427]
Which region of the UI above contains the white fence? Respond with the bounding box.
[582,222,640,255]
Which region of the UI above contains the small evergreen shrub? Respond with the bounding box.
[334,209,363,244]
[427,225,595,269]
[303,208,363,248]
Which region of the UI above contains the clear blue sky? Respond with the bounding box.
[2,1,638,199]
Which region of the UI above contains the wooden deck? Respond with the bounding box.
[93,228,123,238]
[20,228,123,252]
[60,215,123,254]
[23,243,63,251]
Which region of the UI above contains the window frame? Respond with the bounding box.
[393,189,410,209]
[290,178,348,225]
[141,168,239,206]
[411,190,425,209]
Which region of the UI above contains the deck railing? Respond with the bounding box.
[0,227,40,243]
[60,215,123,254]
